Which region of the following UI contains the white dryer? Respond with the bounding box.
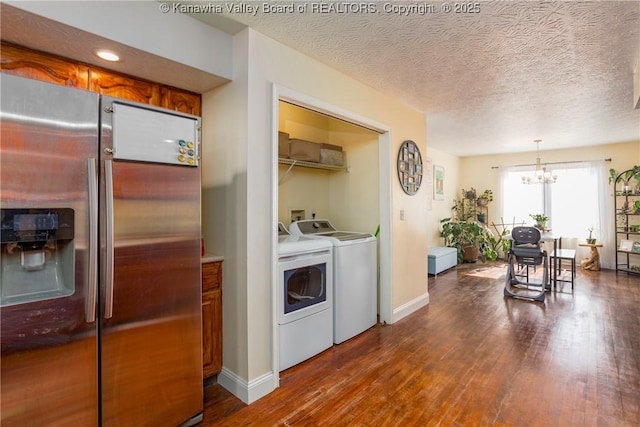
[288,220,377,344]
[277,223,333,371]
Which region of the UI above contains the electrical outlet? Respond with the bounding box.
[400,209,405,221]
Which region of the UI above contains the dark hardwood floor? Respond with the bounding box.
[201,263,640,426]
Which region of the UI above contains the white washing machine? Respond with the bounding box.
[289,220,377,344]
[277,223,333,371]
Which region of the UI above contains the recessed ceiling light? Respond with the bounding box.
[95,50,120,62]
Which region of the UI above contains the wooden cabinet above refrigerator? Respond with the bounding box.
[1,42,201,115]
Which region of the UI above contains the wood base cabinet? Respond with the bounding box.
[202,260,222,378]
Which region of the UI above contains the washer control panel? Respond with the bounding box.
[290,220,336,235]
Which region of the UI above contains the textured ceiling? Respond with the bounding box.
[2,2,638,157]
[189,0,640,156]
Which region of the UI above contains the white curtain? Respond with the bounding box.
[500,161,613,269]
[594,161,614,269]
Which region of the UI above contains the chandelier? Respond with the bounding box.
[521,139,557,184]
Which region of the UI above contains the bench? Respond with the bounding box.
[428,246,457,276]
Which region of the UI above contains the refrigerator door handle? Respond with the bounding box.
[86,158,98,323]
[104,159,115,319]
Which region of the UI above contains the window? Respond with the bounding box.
[501,167,543,227]
[500,161,613,268]
[549,166,599,238]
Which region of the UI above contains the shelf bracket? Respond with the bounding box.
[278,160,297,185]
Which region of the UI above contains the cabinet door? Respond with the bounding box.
[161,87,201,116]
[2,43,201,113]
[202,289,222,378]
[202,261,221,292]
[202,261,222,378]
[0,42,88,88]
[89,69,161,106]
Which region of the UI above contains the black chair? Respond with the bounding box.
[504,226,548,302]
[550,247,576,290]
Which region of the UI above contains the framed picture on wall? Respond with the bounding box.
[434,165,444,200]
[620,239,633,252]
[425,158,433,210]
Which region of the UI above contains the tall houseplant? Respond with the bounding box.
[453,188,493,223]
[440,218,495,263]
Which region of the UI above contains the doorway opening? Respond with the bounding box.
[271,85,392,385]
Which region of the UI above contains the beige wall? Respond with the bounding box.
[278,103,332,224]
[201,30,250,382]
[327,123,380,235]
[425,147,461,248]
[202,28,429,401]
[278,165,331,223]
[278,102,380,234]
[458,141,640,226]
[426,142,640,251]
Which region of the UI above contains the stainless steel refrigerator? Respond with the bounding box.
[0,74,203,426]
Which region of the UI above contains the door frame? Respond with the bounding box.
[270,84,393,386]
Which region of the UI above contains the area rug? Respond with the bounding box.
[464,266,507,279]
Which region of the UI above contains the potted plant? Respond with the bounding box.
[610,166,640,195]
[586,227,596,244]
[486,221,513,260]
[529,213,549,230]
[451,198,471,222]
[463,187,477,200]
[476,189,493,223]
[454,188,493,223]
[634,174,640,195]
[476,189,493,207]
[608,168,617,185]
[440,218,493,263]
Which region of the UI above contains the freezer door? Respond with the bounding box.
[100,98,203,426]
[0,74,100,426]
[110,101,199,166]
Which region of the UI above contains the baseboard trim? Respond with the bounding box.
[217,368,275,404]
[215,293,429,403]
[392,292,429,323]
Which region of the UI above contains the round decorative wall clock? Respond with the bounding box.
[397,140,423,195]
